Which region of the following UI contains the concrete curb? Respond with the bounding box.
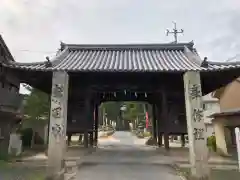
[175,161,238,166]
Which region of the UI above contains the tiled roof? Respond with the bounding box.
[209,108,240,118]
[4,42,240,72]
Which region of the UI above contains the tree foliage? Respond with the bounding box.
[122,102,145,121]
[99,102,122,121]
[100,101,151,123]
[23,88,50,121]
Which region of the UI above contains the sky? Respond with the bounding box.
[1,0,240,93]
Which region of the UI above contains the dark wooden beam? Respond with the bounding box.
[152,103,157,140]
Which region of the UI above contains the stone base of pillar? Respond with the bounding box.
[45,165,65,180]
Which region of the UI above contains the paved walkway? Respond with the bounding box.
[76,131,182,180]
[10,131,238,179]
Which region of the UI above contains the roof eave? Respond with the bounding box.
[0,35,15,62]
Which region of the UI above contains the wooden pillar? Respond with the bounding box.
[152,104,157,141]
[158,133,162,146]
[161,90,169,150]
[156,104,162,147]
[67,133,72,146]
[84,92,93,148]
[94,103,99,146]
[89,102,94,147]
[183,71,209,179]
[47,71,69,179]
[84,131,88,148]
[181,134,185,147]
[84,95,91,148]
[89,132,94,147]
[163,134,169,150]
[78,134,83,144]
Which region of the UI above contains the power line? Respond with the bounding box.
[14,49,56,54]
[226,53,240,62]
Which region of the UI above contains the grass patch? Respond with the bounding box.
[176,167,240,180]
[0,160,10,169]
[26,171,46,180]
[0,166,46,180]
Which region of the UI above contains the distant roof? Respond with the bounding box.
[213,78,240,99]
[209,108,240,118]
[3,41,240,72]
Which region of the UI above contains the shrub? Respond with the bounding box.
[143,131,151,137]
[207,135,216,152]
[0,152,9,161]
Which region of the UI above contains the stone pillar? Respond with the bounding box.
[47,71,69,179]
[213,121,228,155]
[183,71,209,179]
[224,127,232,148]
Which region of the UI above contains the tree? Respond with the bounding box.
[122,102,146,121]
[23,88,50,122]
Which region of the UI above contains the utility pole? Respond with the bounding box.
[166,22,184,43]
